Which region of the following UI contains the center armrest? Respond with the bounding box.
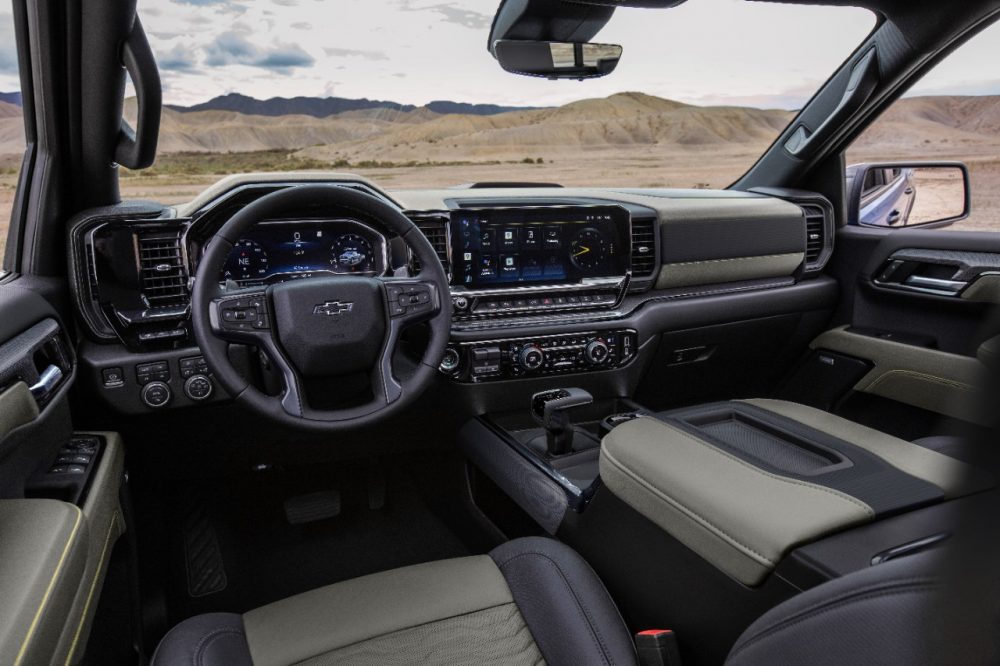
[599,401,993,586]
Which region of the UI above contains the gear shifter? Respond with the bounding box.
[529,388,595,456]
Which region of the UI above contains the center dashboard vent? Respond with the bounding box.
[405,211,450,275]
[137,231,189,308]
[630,217,657,280]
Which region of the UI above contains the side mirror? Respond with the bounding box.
[847,162,971,229]
[492,40,622,80]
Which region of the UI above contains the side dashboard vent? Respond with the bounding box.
[84,246,101,302]
[630,217,657,279]
[406,211,450,275]
[137,231,189,308]
[801,204,829,267]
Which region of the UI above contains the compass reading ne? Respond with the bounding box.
[223,240,269,281]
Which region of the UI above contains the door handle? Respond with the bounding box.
[902,274,968,295]
[29,365,64,403]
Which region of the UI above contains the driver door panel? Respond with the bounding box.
[0,281,126,664]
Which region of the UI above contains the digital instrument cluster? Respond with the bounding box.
[220,220,387,284]
[449,206,630,288]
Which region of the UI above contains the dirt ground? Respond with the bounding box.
[2,144,998,260]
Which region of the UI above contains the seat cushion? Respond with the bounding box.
[152,537,636,666]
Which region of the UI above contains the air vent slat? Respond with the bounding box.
[800,204,828,266]
[405,211,450,275]
[137,232,190,307]
[630,218,657,279]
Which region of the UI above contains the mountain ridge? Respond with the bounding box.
[166,92,541,118]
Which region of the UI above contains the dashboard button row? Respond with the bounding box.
[465,290,617,316]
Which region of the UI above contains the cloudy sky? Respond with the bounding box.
[1,0,1000,109]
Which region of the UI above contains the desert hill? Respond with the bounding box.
[850,95,1000,151]
[2,93,999,164]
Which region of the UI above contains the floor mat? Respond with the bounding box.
[162,455,495,622]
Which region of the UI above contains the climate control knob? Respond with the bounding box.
[585,339,610,365]
[141,381,172,409]
[518,345,546,371]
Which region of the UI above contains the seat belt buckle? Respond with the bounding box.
[636,629,682,666]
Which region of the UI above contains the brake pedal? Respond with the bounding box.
[284,490,342,525]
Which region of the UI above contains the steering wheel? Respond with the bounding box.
[191,184,451,430]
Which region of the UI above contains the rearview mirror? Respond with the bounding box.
[847,162,971,229]
[493,40,622,80]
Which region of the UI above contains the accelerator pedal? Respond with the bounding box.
[182,502,228,598]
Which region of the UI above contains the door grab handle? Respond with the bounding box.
[29,365,64,403]
[902,275,968,293]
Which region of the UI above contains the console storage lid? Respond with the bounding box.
[599,400,993,586]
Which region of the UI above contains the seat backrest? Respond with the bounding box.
[725,546,999,665]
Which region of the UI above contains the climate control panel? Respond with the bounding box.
[441,330,638,382]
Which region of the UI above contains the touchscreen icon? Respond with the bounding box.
[501,228,518,250]
[523,226,541,249]
[478,254,497,278]
[544,226,561,249]
[500,254,519,276]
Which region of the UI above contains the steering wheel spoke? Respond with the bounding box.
[369,277,444,408]
[209,289,307,417]
[208,290,273,343]
[381,277,443,327]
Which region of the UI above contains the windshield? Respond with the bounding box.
[120,0,874,201]
[3,1,875,226]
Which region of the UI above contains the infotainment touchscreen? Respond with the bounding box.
[449,206,630,287]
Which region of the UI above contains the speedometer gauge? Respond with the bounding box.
[331,234,375,273]
[223,240,269,281]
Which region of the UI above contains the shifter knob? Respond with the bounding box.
[530,388,594,456]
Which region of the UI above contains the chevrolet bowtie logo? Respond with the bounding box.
[313,301,354,316]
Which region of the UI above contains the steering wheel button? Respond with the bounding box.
[387,286,403,302]
[390,302,408,317]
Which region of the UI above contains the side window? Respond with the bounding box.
[1,9,26,265]
[846,21,1000,232]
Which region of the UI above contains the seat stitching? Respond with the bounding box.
[193,627,246,666]
[495,550,616,666]
[288,602,525,662]
[728,581,936,661]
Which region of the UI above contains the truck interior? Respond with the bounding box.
[1,0,999,664]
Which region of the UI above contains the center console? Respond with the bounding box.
[435,204,642,381]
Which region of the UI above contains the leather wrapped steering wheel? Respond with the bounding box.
[191,184,451,430]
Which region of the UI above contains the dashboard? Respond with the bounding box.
[220,219,389,285]
[68,175,833,411]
